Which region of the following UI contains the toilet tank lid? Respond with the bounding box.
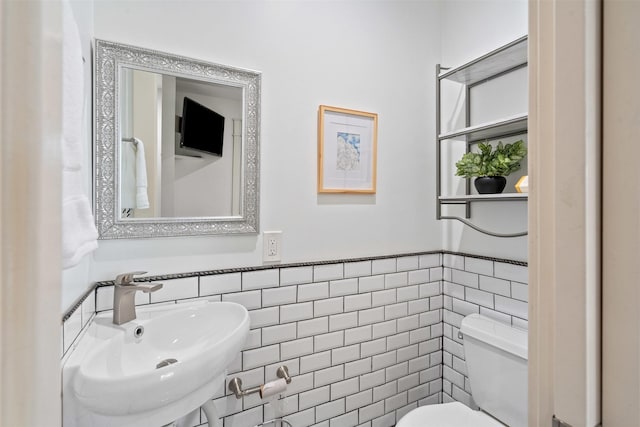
[460,314,528,360]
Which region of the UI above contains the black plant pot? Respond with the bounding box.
[474,176,507,194]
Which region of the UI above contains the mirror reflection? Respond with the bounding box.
[119,68,242,219]
[93,39,260,239]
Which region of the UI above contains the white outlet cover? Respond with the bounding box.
[263,231,282,262]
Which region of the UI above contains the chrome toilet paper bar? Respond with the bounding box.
[229,365,292,399]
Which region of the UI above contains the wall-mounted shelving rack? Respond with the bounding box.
[435,35,529,238]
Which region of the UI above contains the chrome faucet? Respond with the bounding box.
[113,271,163,325]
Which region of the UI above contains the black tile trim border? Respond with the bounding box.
[92,250,443,286]
[441,250,528,267]
[62,250,526,322]
[62,282,97,323]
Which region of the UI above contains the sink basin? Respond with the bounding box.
[63,301,249,427]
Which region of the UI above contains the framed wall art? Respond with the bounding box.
[317,105,378,193]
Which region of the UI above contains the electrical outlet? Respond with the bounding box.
[263,231,282,262]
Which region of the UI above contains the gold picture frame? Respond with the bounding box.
[317,105,378,194]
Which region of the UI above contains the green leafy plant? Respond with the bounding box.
[455,140,527,178]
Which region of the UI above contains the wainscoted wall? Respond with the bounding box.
[62,252,445,427]
[440,253,528,408]
[62,289,96,358]
[61,251,527,427]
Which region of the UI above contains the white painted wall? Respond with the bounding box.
[439,0,529,261]
[61,0,530,311]
[59,1,443,311]
[161,75,177,217]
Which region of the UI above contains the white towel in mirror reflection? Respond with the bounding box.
[121,138,150,210]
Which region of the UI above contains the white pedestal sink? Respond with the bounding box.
[63,300,249,427]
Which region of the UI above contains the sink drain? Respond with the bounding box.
[133,325,144,338]
[156,358,178,369]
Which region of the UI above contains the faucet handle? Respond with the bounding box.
[140,282,163,293]
[115,271,148,285]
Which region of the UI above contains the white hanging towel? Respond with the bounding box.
[61,0,98,269]
[120,138,150,210]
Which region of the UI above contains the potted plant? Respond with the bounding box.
[455,140,527,194]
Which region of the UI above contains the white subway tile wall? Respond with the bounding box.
[62,252,528,427]
[201,273,242,296]
[441,255,528,409]
[150,277,199,303]
[61,288,96,358]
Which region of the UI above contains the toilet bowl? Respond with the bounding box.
[397,314,528,427]
[398,401,504,426]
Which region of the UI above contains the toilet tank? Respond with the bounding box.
[460,314,528,427]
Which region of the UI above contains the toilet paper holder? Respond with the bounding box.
[229,365,292,399]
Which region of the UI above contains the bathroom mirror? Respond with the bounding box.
[94,39,260,238]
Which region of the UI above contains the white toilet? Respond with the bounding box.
[398,313,528,427]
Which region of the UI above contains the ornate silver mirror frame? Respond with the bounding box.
[93,39,260,238]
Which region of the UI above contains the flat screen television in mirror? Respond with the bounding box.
[180,96,225,156]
